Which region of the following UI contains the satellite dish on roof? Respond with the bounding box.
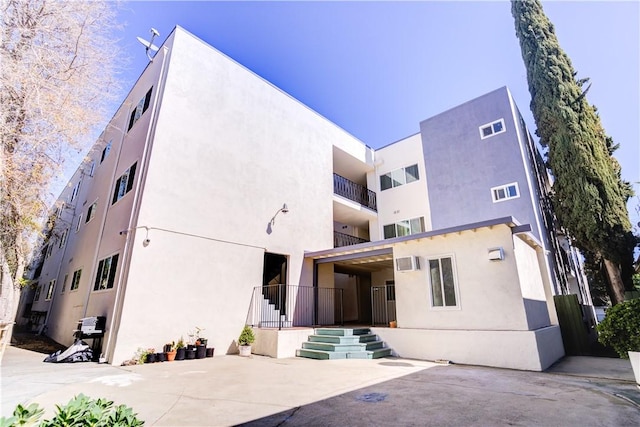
[137,28,160,62]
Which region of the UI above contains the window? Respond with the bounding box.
[429,256,458,308]
[61,274,68,293]
[85,201,97,223]
[70,269,82,291]
[491,182,520,203]
[45,244,53,259]
[69,180,81,203]
[383,217,425,239]
[127,87,153,131]
[88,160,96,177]
[58,229,68,248]
[380,164,420,191]
[479,118,506,139]
[112,163,137,204]
[34,284,41,302]
[100,140,112,163]
[94,254,119,291]
[45,280,55,300]
[76,213,83,232]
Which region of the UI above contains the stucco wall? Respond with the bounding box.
[513,235,550,330]
[41,41,165,348]
[375,133,432,234]
[373,326,564,371]
[110,29,368,364]
[421,87,541,241]
[393,225,534,331]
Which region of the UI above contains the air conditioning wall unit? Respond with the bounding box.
[396,256,420,272]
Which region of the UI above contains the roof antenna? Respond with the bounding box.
[137,28,160,62]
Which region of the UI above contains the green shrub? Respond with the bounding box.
[597,298,640,358]
[0,394,143,427]
[238,325,255,346]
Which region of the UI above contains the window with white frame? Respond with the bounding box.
[383,217,425,239]
[61,274,68,293]
[85,201,97,223]
[69,180,81,203]
[88,160,96,177]
[70,269,82,291]
[45,244,53,259]
[380,164,419,191]
[491,182,520,203]
[428,256,458,307]
[94,254,119,291]
[45,279,56,300]
[127,87,153,131]
[34,284,41,301]
[58,229,68,248]
[112,163,137,204]
[100,140,112,163]
[479,118,506,139]
[76,213,83,232]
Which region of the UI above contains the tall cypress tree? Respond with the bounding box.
[511,0,636,305]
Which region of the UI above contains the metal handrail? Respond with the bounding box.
[333,174,377,211]
[248,284,344,330]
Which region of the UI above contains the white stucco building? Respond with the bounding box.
[18,26,585,371]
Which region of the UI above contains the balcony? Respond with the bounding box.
[333,173,377,211]
[334,231,369,248]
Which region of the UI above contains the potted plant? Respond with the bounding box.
[175,337,186,361]
[238,325,255,357]
[142,348,155,364]
[195,326,207,347]
[165,342,177,362]
[597,298,640,387]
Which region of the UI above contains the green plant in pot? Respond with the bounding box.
[597,298,640,387]
[175,337,186,361]
[238,325,255,357]
[195,326,207,347]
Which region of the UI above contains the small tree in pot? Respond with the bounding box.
[238,325,255,357]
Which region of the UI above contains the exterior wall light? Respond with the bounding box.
[270,203,289,226]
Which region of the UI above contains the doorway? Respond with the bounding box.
[262,252,288,315]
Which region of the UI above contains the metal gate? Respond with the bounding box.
[371,284,396,326]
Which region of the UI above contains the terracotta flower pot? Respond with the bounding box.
[166,350,177,361]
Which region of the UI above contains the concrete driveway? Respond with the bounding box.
[2,346,638,426]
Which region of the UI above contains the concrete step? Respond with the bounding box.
[308,335,361,344]
[314,328,371,336]
[345,351,373,359]
[296,348,347,360]
[371,348,393,359]
[358,333,378,343]
[303,342,367,352]
[365,341,384,350]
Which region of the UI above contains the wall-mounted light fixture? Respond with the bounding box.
[270,203,289,226]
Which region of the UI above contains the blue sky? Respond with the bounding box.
[113,0,639,225]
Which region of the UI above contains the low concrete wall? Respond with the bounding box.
[372,326,564,371]
[253,328,313,358]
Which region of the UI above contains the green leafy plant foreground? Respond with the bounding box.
[0,394,143,426]
[597,298,640,358]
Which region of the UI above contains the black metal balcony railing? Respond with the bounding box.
[334,231,369,248]
[248,284,344,330]
[333,173,377,211]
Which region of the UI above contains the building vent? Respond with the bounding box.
[396,256,420,272]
